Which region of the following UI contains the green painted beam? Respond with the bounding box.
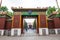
[22,11,38,15]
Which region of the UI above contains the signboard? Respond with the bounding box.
[28,10,32,15]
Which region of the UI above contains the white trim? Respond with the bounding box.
[39,28,42,35]
[39,28,49,35]
[49,29,55,34]
[0,30,4,36]
[4,30,11,36]
[55,28,60,34]
[55,29,58,34]
[11,28,21,36]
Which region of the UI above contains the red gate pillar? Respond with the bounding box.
[19,15,24,34]
[37,15,40,33]
[11,13,21,36]
[39,14,49,35]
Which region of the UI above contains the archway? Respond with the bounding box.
[21,15,38,34]
[23,18,36,34]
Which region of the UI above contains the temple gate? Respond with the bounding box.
[11,8,49,36]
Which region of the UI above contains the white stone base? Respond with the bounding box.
[4,30,11,36]
[11,28,21,36]
[0,30,4,36]
[55,29,60,34]
[39,28,49,35]
[49,29,55,34]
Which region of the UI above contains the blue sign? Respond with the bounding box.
[28,10,32,15]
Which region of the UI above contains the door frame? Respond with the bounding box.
[21,15,39,34]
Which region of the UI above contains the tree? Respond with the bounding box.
[0,6,8,11]
[0,6,13,17]
[55,0,60,17]
[56,0,59,9]
[33,20,36,29]
[46,7,56,16]
[7,11,13,17]
[0,0,2,7]
[55,9,60,17]
[24,20,28,31]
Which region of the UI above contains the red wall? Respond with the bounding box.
[13,15,20,28]
[6,21,12,30]
[40,15,46,28]
[48,20,54,29]
[53,18,60,28]
[0,17,6,29]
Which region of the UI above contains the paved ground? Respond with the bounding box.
[0,29,60,40]
[0,34,60,40]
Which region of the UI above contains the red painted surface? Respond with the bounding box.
[13,15,20,28]
[48,20,54,29]
[21,16,24,34]
[6,21,12,30]
[37,16,39,33]
[53,18,60,28]
[0,17,6,29]
[40,15,46,28]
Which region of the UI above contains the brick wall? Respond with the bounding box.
[48,20,54,29]
[0,17,6,29]
[40,15,46,28]
[13,15,20,28]
[6,21,12,30]
[53,18,60,28]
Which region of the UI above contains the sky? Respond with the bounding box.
[1,0,60,12]
[24,18,35,25]
[1,0,60,23]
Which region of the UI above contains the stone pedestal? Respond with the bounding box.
[0,30,4,36]
[49,29,55,34]
[39,28,49,35]
[11,28,21,36]
[55,29,60,34]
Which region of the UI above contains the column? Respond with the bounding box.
[53,18,60,34]
[11,12,21,36]
[39,14,49,35]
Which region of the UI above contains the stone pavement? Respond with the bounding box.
[0,34,60,40]
[0,29,60,40]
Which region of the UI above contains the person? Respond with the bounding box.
[25,27,28,31]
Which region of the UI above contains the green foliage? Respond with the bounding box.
[55,8,60,17]
[7,11,13,17]
[0,7,2,11]
[46,6,60,17]
[24,20,28,29]
[0,6,8,11]
[33,20,36,29]
[0,6,13,17]
[58,8,60,13]
[55,13,60,17]
[46,6,56,16]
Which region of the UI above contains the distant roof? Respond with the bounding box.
[11,7,48,12]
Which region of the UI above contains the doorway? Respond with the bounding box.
[21,15,38,35]
[23,18,37,34]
